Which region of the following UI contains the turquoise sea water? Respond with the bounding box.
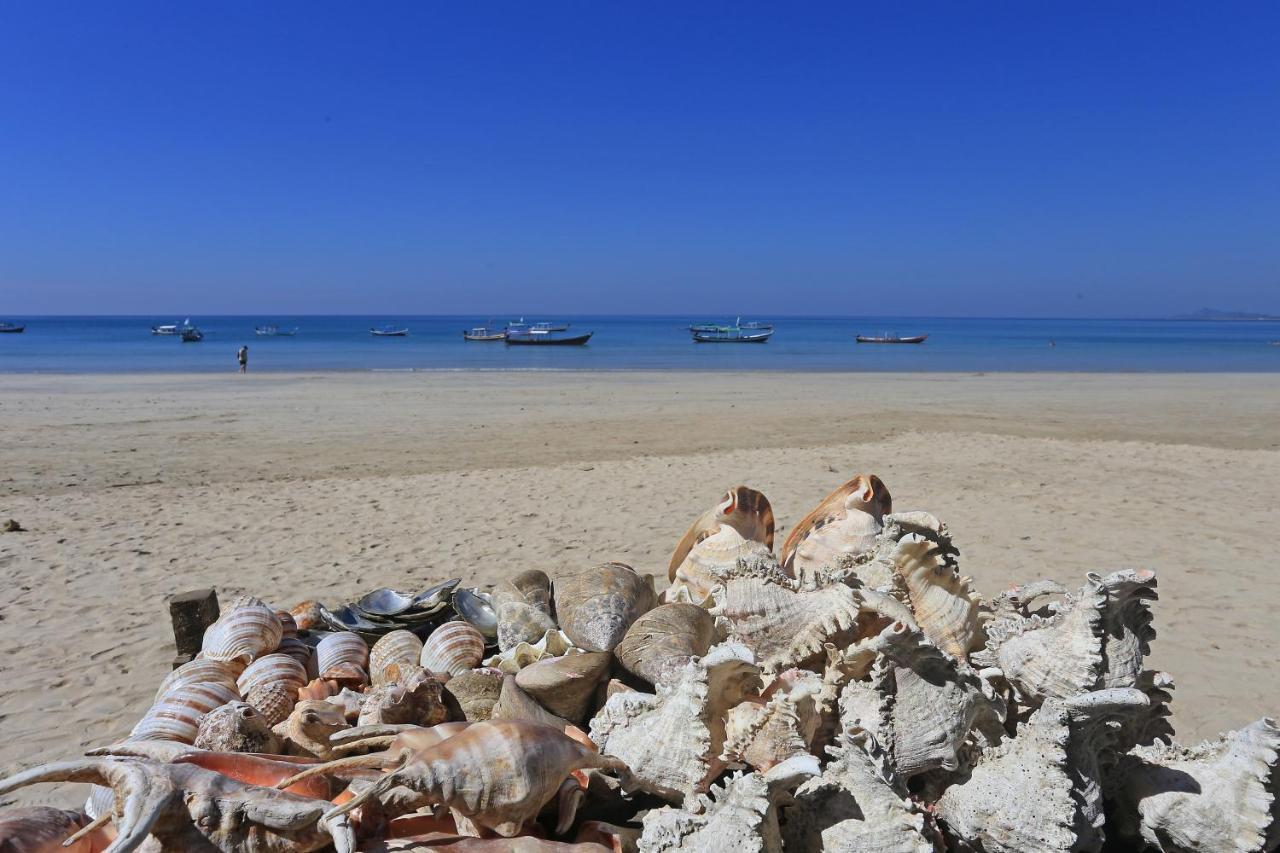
[1,316,1278,373]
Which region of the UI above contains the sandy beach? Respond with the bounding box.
[1,370,1278,809]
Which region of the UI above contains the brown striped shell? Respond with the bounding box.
[236,653,308,697]
[420,621,486,676]
[370,629,425,686]
[668,485,775,582]
[130,681,240,743]
[154,658,241,702]
[554,561,658,653]
[780,473,892,576]
[316,631,369,674]
[273,635,314,672]
[200,599,283,665]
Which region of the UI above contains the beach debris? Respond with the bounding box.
[0,473,1274,852]
[1,518,23,532]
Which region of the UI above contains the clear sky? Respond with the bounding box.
[2,2,1278,317]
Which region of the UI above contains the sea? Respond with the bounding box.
[1,316,1278,373]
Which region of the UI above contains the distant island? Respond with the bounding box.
[1172,308,1280,321]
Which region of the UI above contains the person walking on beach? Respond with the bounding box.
[237,345,249,373]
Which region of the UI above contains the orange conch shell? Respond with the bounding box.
[669,486,775,582]
[780,474,891,576]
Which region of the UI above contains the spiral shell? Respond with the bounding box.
[316,631,369,674]
[236,653,308,697]
[200,599,282,665]
[154,658,241,702]
[131,681,240,743]
[370,629,424,686]
[420,621,486,676]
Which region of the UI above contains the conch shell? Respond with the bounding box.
[780,473,891,576]
[554,562,657,652]
[492,569,558,652]
[615,603,717,686]
[515,651,612,725]
[0,806,107,853]
[668,485,775,582]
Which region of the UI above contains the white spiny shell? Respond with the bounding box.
[639,755,818,853]
[235,653,308,697]
[483,629,585,674]
[200,599,283,665]
[1109,717,1280,853]
[316,631,369,674]
[130,681,240,743]
[721,693,810,772]
[154,658,241,701]
[783,729,934,853]
[419,621,485,676]
[890,521,983,660]
[369,629,424,686]
[669,526,774,608]
[1095,568,1158,689]
[591,642,763,805]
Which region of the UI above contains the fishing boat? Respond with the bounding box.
[505,329,593,346]
[855,333,928,344]
[690,318,774,343]
[0,322,25,333]
[463,325,506,341]
[506,319,571,333]
[254,325,298,337]
[180,326,204,342]
[151,323,179,335]
[371,325,409,337]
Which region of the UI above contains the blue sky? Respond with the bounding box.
[2,2,1277,316]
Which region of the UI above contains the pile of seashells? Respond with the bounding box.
[2,474,1277,852]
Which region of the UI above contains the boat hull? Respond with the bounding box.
[855,335,927,344]
[691,331,773,343]
[371,329,409,337]
[505,332,593,346]
[0,326,24,334]
[463,331,506,341]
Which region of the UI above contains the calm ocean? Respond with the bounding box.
[1,316,1278,373]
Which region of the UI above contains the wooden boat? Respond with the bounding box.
[690,318,774,343]
[463,325,506,341]
[255,325,298,337]
[371,326,409,337]
[505,330,593,346]
[0,322,25,333]
[855,333,928,344]
[151,323,179,335]
[180,326,204,342]
[506,319,571,333]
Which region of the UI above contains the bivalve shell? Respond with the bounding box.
[420,621,486,677]
[130,681,240,743]
[316,631,369,674]
[200,599,283,665]
[369,629,424,687]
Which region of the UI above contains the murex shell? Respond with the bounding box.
[615,603,718,686]
[555,562,657,652]
[200,597,283,664]
[781,473,891,576]
[668,485,775,582]
[668,526,775,607]
[419,620,486,676]
[316,631,370,675]
[492,569,558,652]
[369,629,424,686]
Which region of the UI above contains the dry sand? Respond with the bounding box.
[1,370,1278,808]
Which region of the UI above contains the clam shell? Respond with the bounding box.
[131,681,240,743]
[154,658,241,702]
[200,599,283,665]
[369,630,425,686]
[453,588,498,641]
[319,604,383,634]
[235,653,308,697]
[356,587,419,617]
[615,603,717,686]
[420,620,486,676]
[193,700,279,753]
[316,631,370,674]
[780,473,891,576]
[668,485,775,582]
[514,651,612,724]
[554,562,657,653]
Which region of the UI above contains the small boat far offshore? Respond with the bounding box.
[855,333,928,344]
[371,325,409,337]
[0,321,25,333]
[463,324,506,341]
[690,318,774,343]
[255,324,298,336]
[180,326,204,342]
[151,323,179,335]
[505,329,593,346]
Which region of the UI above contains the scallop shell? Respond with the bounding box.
[615,603,717,686]
[236,653,308,697]
[193,700,280,753]
[316,631,370,674]
[154,657,241,701]
[483,629,585,674]
[555,561,657,653]
[780,474,891,576]
[443,667,506,722]
[590,642,763,805]
[1109,717,1280,853]
[668,485,775,582]
[419,621,486,676]
[130,681,240,743]
[669,526,775,607]
[514,651,612,724]
[782,728,934,853]
[369,630,425,686]
[493,569,557,652]
[200,599,283,665]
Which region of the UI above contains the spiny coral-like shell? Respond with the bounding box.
[935,688,1149,853]
[200,598,283,665]
[483,629,585,674]
[639,755,817,853]
[316,631,369,675]
[515,651,611,725]
[721,693,810,772]
[782,728,934,853]
[890,519,983,659]
[1096,568,1158,689]
[493,569,558,652]
[130,681,241,743]
[154,658,241,702]
[710,571,863,673]
[615,603,717,686]
[235,653,308,697]
[1109,717,1280,853]
[555,562,657,653]
[369,630,425,687]
[443,667,506,721]
[780,473,891,576]
[193,700,280,753]
[591,642,763,805]
[669,526,775,607]
[419,621,486,676]
[668,485,775,582]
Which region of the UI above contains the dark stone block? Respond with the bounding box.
[169,589,219,657]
